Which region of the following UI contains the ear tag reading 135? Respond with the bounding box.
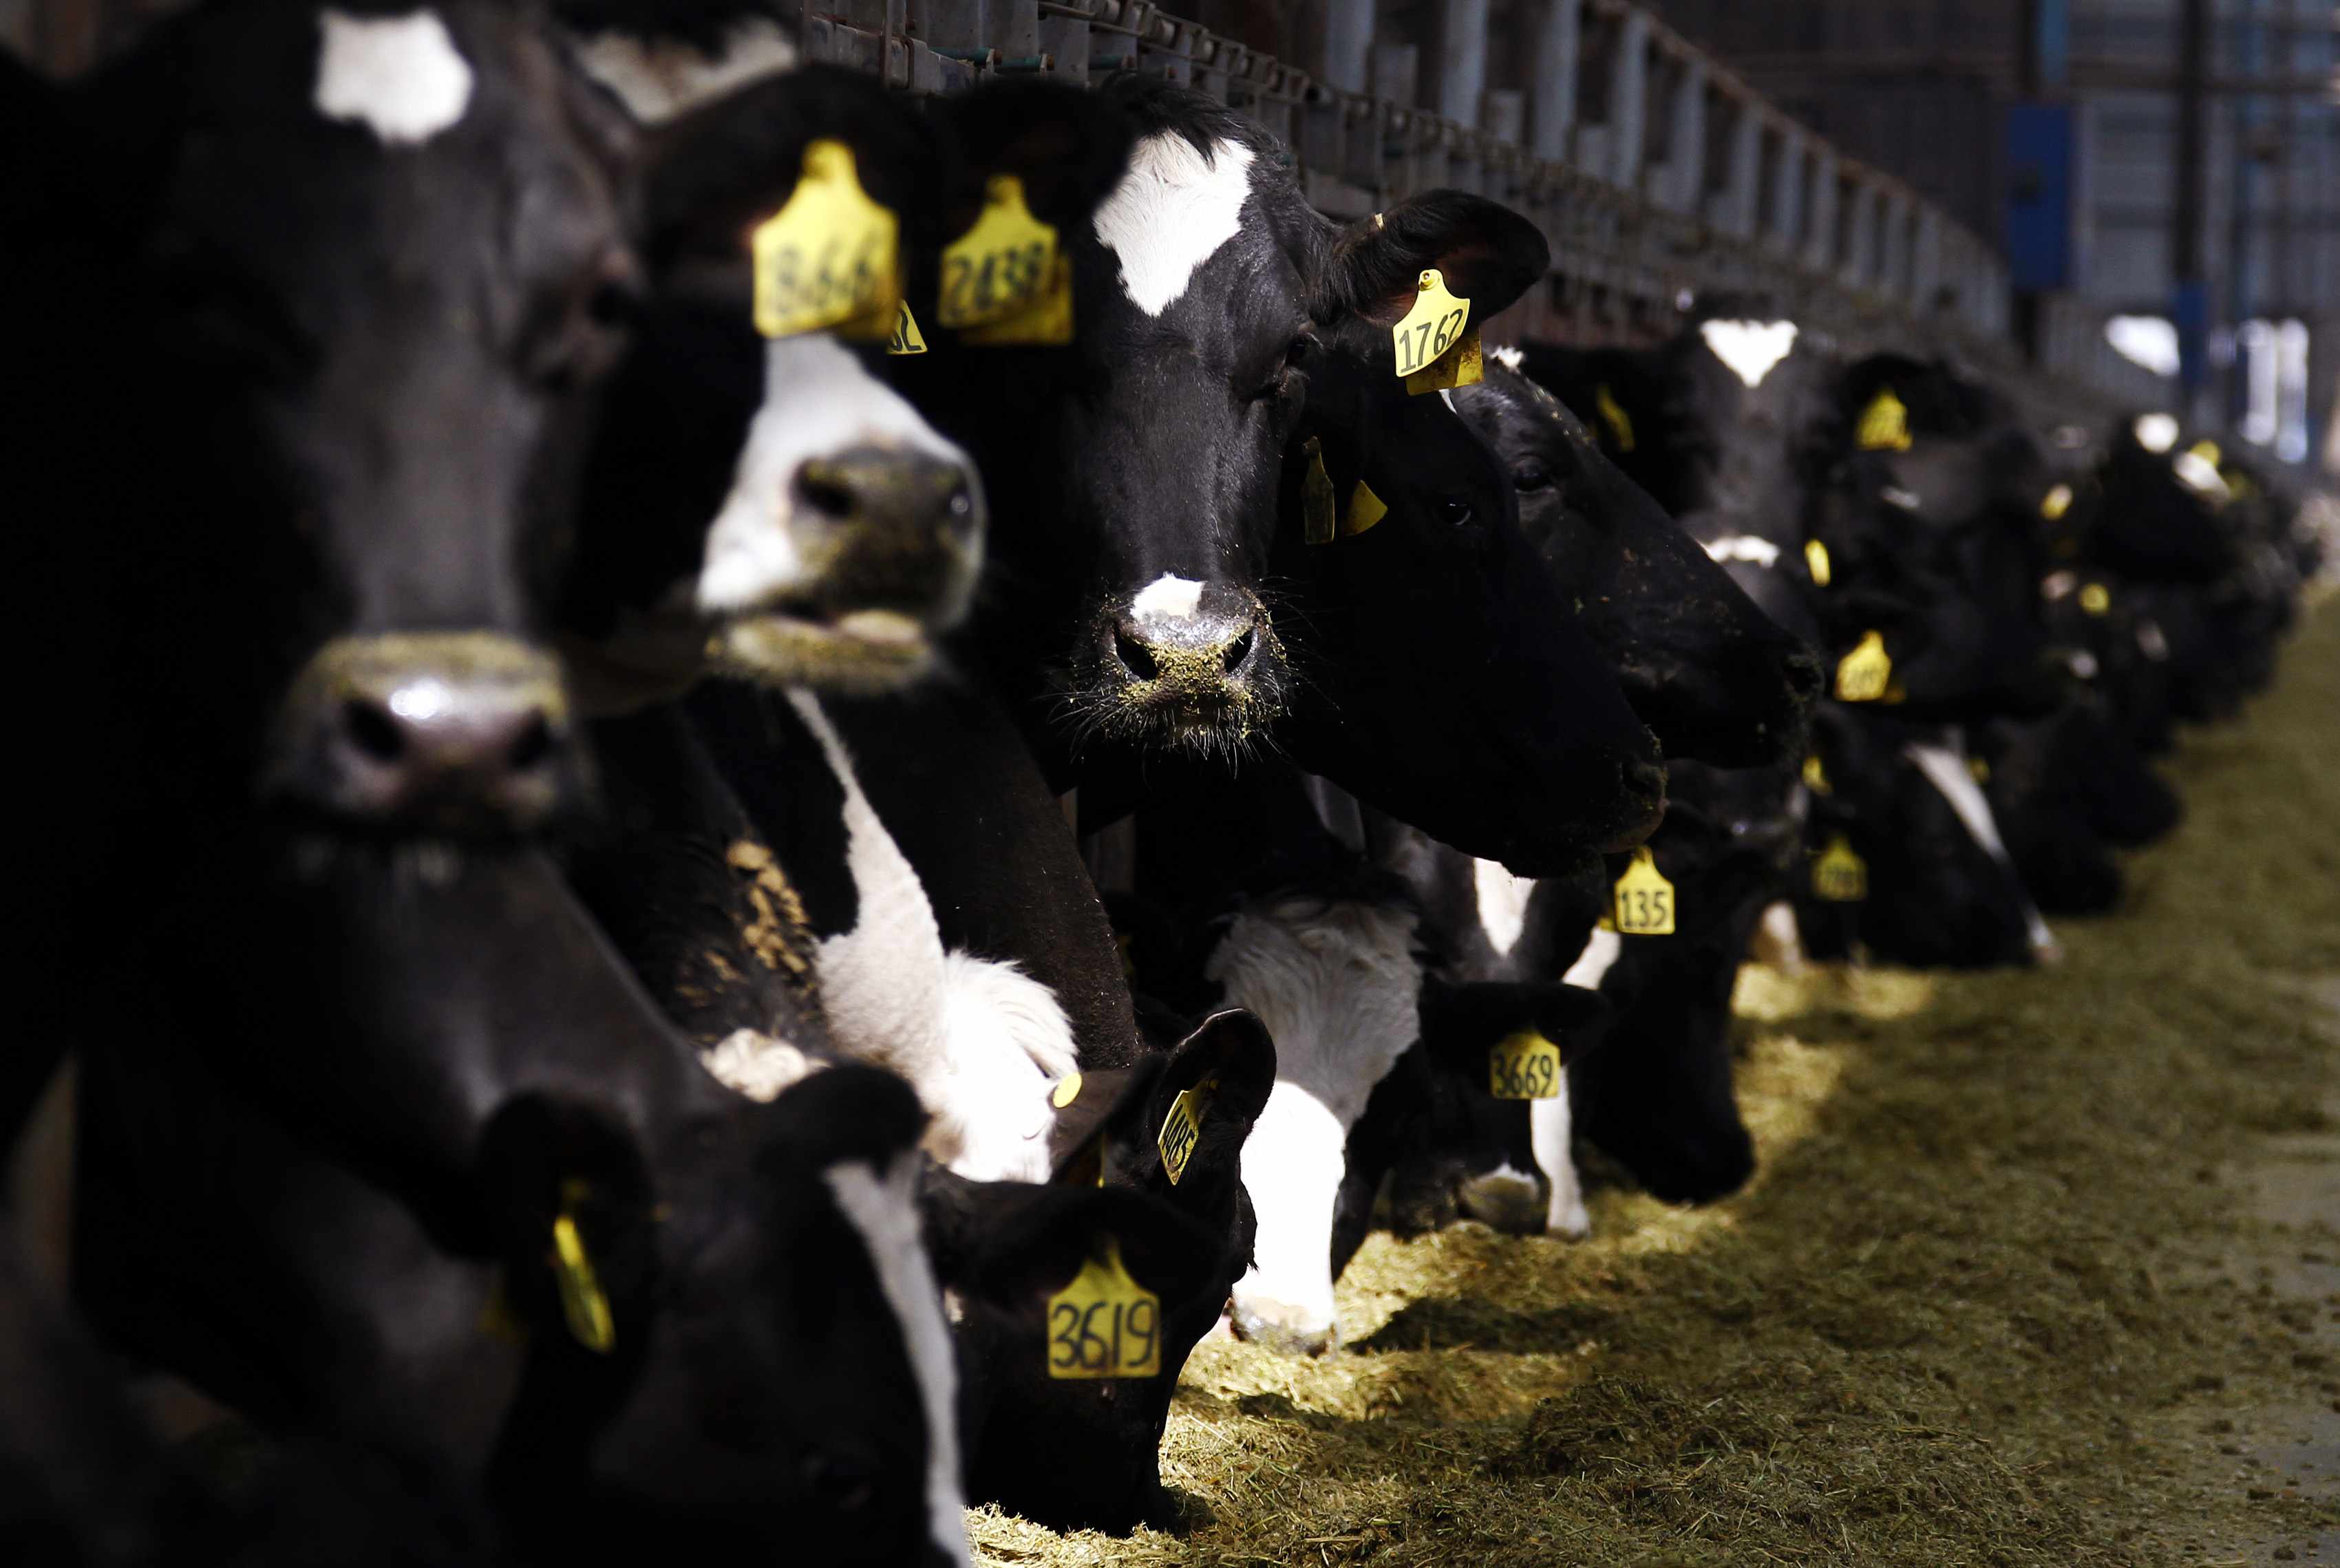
[1045,1238,1160,1379]
[752,140,900,341]
[1488,1030,1564,1099]
[1612,847,1676,936]
[1392,268,1474,393]
[1301,436,1337,544]
[1811,835,1869,902]
[1835,630,1893,702]
[551,1179,615,1355]
[939,174,1065,340]
[1857,387,1913,451]
[1158,1078,1216,1185]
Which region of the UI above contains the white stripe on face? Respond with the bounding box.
[1562,927,1624,989]
[1231,1080,1346,1340]
[1903,735,2059,956]
[822,1153,968,1567]
[1131,573,1204,621]
[1530,1085,1590,1238]
[1472,858,1537,957]
[1697,319,1799,389]
[572,18,797,125]
[1702,534,1782,568]
[313,10,474,145]
[1091,133,1256,317]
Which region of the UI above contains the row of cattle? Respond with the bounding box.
[0,2,2322,1564]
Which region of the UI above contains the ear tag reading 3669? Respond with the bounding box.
[1856,387,1912,451]
[1045,1238,1160,1379]
[1595,383,1637,451]
[1811,835,1869,902]
[752,140,900,341]
[1612,847,1676,936]
[551,1179,615,1355]
[1835,630,1893,702]
[1805,538,1833,587]
[1158,1077,1216,1186]
[1488,1030,1564,1099]
[1392,268,1471,391]
[938,174,1061,332]
[1343,479,1387,536]
[1301,436,1337,545]
[885,299,928,355]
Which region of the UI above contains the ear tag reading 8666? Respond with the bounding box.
[1392,268,1473,393]
[1045,1238,1160,1379]
[939,174,1063,337]
[1595,383,1637,451]
[1158,1077,1217,1185]
[551,1179,615,1355]
[885,299,928,356]
[752,140,900,342]
[1805,537,1833,587]
[1612,847,1676,936]
[1488,1031,1564,1099]
[1835,630,1893,702]
[1301,436,1337,544]
[1856,388,1913,451]
[1811,835,1868,902]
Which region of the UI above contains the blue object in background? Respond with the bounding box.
[2005,101,2073,292]
[2172,280,2211,391]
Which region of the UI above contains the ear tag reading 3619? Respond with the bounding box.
[1811,835,1869,902]
[1595,383,1637,451]
[551,1179,615,1355]
[1612,847,1676,936]
[1835,630,1893,702]
[885,299,928,355]
[1392,268,1471,389]
[752,140,900,341]
[1158,1077,1216,1185]
[1856,387,1912,451]
[1805,537,1833,587]
[1045,1238,1160,1379]
[1301,436,1337,545]
[1488,1030,1564,1099]
[1344,479,1387,536]
[938,174,1061,332]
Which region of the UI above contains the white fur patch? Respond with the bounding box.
[1530,1087,1589,1238]
[1561,926,1624,989]
[1471,858,1537,958]
[1904,735,2059,956]
[1882,485,1922,511]
[1230,1082,1347,1340]
[700,1029,819,1101]
[1130,573,1204,621]
[2133,411,2180,453]
[930,952,1076,1183]
[1702,533,1781,568]
[823,1154,968,1567]
[573,18,796,125]
[1489,343,1524,372]
[1697,319,1799,389]
[1091,133,1256,316]
[313,10,474,145]
[697,335,975,617]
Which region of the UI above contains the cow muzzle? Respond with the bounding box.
[263,633,582,838]
[1081,581,1288,755]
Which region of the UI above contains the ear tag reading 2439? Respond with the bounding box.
[939,174,1065,342]
[752,140,900,341]
[551,1179,615,1355]
[1158,1077,1217,1186]
[1856,387,1913,451]
[1301,436,1337,545]
[1046,1238,1160,1379]
[1811,835,1869,902]
[1835,630,1893,702]
[1392,268,1475,394]
[1488,1030,1564,1099]
[1612,847,1676,936]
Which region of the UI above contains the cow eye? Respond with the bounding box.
[531,247,644,391]
[1253,334,1316,402]
[1437,500,1476,526]
[1511,460,1553,493]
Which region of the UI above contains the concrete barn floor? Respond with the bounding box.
[970,603,2340,1568]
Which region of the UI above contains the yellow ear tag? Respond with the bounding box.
[2078,582,2111,616]
[752,140,901,341]
[1835,630,1893,702]
[938,174,1060,331]
[960,253,1074,347]
[1301,436,1337,545]
[1392,268,1471,388]
[1405,325,1482,396]
[1855,388,1913,451]
[885,299,928,356]
[1045,1238,1160,1379]
[2188,439,2222,467]
[1968,756,1991,784]
[1488,1031,1564,1099]
[1804,537,1833,587]
[1158,1077,1216,1186]
[550,1182,615,1355]
[1343,479,1387,536]
[1050,1072,1083,1109]
[2039,483,2072,521]
[1595,383,1637,452]
[1801,754,1832,795]
[1811,835,1868,902]
[1612,847,1677,936]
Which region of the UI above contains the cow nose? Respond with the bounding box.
[1782,643,1826,705]
[1106,581,1272,690]
[1228,1294,1335,1357]
[268,633,580,836]
[795,446,980,556]
[1598,756,1670,852]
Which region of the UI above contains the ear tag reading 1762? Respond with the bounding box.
[885,299,928,356]
[1301,436,1337,545]
[1392,268,1471,389]
[752,140,900,341]
[1612,847,1676,936]
[1811,835,1869,902]
[1857,387,1913,451]
[551,1179,615,1355]
[1045,1238,1160,1379]
[1158,1078,1216,1186]
[1805,537,1833,587]
[1343,479,1387,536]
[1595,383,1637,451]
[1835,630,1893,702]
[1488,1030,1564,1099]
[938,174,1061,332]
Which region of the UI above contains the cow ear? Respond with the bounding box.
[1317,191,1549,330]
[927,80,1135,241]
[922,1174,1221,1307]
[476,1094,657,1354]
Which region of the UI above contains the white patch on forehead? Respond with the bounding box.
[1698,319,1799,389]
[573,18,797,125]
[698,334,975,617]
[1472,858,1537,958]
[313,10,474,145]
[1904,736,2059,956]
[1092,133,1256,316]
[1561,926,1624,989]
[2133,411,2180,453]
[822,1153,968,1567]
[1490,343,1525,372]
[1703,534,1781,568]
[1131,573,1204,621]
